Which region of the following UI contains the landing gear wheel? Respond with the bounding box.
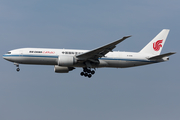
[81,68,96,78]
[83,68,87,72]
[16,68,20,72]
[84,73,88,77]
[88,74,92,78]
[80,72,84,76]
[91,70,95,74]
[87,69,91,73]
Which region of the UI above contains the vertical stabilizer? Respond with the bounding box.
[139,29,170,55]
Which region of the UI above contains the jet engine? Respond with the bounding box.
[57,56,77,66]
[54,65,75,73]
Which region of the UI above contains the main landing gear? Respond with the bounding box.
[14,63,20,72]
[80,68,95,78]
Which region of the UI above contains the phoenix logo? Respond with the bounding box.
[153,40,163,51]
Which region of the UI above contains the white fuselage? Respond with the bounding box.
[3,48,159,68]
[2,29,174,78]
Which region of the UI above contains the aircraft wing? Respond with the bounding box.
[76,36,131,61]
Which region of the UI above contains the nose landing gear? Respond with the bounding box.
[80,68,95,78]
[14,63,20,72]
[16,67,20,72]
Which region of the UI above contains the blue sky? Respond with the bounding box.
[0,0,180,120]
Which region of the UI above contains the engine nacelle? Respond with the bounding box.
[57,55,77,66]
[54,65,75,73]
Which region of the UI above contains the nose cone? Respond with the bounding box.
[3,51,14,62]
[3,54,7,60]
[3,54,10,61]
[3,54,17,63]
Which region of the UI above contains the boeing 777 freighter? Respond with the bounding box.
[3,29,175,78]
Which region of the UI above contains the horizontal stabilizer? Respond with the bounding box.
[148,52,176,60]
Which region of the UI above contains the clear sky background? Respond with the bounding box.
[0,0,180,120]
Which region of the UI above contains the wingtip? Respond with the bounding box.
[171,52,176,54]
[123,35,132,39]
[127,35,132,37]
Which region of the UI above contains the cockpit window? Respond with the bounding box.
[6,52,11,54]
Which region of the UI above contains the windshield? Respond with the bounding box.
[6,52,11,54]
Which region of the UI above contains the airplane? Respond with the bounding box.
[3,29,175,78]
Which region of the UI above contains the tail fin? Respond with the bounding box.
[139,29,170,55]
